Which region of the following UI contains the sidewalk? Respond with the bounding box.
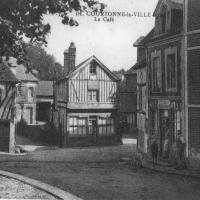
[0,169,82,200]
[142,158,200,179]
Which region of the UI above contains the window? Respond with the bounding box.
[17,84,22,96]
[138,87,142,110]
[161,13,166,33]
[90,62,96,74]
[166,54,177,91]
[28,87,34,97]
[88,90,99,102]
[99,117,114,135]
[165,48,177,92]
[69,117,87,135]
[151,55,161,92]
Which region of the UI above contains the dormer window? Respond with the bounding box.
[160,5,167,33]
[90,62,96,75]
[154,1,183,35]
[161,13,166,32]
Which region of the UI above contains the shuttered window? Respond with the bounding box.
[152,57,161,92]
[166,54,177,90]
[165,47,178,92]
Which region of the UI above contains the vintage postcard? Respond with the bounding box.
[0,0,200,199]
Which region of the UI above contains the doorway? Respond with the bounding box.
[89,116,98,143]
[26,107,33,124]
[159,110,169,156]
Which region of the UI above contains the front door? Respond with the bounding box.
[159,110,169,156]
[89,116,98,143]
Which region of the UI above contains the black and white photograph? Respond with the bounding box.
[0,0,200,199]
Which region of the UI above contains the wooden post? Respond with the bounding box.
[9,121,15,153]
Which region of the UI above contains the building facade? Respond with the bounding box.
[133,37,148,153]
[53,43,120,147]
[184,0,200,167]
[144,0,184,158]
[118,70,137,137]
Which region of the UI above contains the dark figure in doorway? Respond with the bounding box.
[176,131,187,169]
[151,140,158,166]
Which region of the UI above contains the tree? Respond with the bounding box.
[0,0,105,65]
[26,45,64,80]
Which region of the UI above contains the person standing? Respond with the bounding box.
[176,131,186,169]
[164,129,170,158]
[151,140,159,167]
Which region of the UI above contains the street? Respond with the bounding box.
[0,144,199,200]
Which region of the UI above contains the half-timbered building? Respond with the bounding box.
[0,61,18,152]
[53,42,120,146]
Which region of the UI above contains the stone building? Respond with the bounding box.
[139,0,184,158]
[53,42,120,147]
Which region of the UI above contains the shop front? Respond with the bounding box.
[149,99,182,158]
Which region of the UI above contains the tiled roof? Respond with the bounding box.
[6,57,38,82]
[59,55,120,82]
[36,81,53,97]
[0,62,18,83]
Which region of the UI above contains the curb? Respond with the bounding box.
[0,170,83,200]
[142,163,200,179]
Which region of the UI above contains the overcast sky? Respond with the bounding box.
[44,0,158,71]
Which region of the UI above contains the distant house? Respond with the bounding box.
[53,42,120,147]
[36,81,53,122]
[118,68,137,137]
[6,57,38,125]
[0,61,18,153]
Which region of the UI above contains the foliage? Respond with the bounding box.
[26,45,64,80]
[0,0,105,64]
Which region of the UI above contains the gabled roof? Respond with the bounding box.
[5,57,38,82]
[133,36,145,47]
[0,62,18,83]
[125,66,137,75]
[133,29,154,48]
[67,55,120,81]
[35,81,53,97]
[132,59,146,70]
[153,0,183,16]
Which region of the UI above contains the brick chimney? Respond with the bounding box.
[64,42,76,76]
